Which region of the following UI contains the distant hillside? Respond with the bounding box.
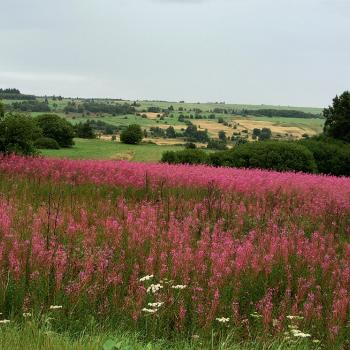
[0,88,36,100]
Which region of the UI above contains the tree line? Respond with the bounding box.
[239,109,323,119]
[0,88,36,100]
[64,101,135,115]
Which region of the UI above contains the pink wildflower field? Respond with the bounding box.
[1,155,350,346]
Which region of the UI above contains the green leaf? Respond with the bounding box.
[102,339,120,350]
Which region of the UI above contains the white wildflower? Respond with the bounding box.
[290,329,311,338]
[286,315,304,320]
[146,284,163,294]
[312,339,320,344]
[49,305,63,310]
[250,312,262,319]
[172,285,187,290]
[216,317,230,323]
[148,302,164,308]
[0,319,10,324]
[142,308,157,314]
[139,275,154,282]
[23,312,32,318]
[296,332,311,338]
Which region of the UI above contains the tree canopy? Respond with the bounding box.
[0,101,4,118]
[120,124,143,145]
[323,91,350,142]
[35,114,75,148]
[75,121,95,139]
[0,112,41,155]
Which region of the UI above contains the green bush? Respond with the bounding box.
[161,149,208,165]
[185,142,196,149]
[120,124,143,145]
[209,141,317,173]
[162,139,350,176]
[75,121,95,139]
[35,114,75,148]
[34,137,60,150]
[207,139,228,150]
[0,112,41,155]
[300,139,350,176]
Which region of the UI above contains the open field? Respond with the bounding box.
[2,96,325,144]
[0,155,349,348]
[41,138,184,161]
[33,97,324,115]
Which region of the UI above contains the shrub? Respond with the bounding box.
[75,121,95,139]
[0,112,41,155]
[34,137,60,149]
[185,142,197,149]
[209,141,317,173]
[259,128,272,141]
[120,124,143,145]
[300,139,350,176]
[161,149,208,165]
[207,139,228,150]
[35,114,75,148]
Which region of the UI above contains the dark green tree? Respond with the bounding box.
[0,112,41,155]
[218,130,227,142]
[259,128,272,141]
[75,121,95,139]
[166,126,176,138]
[0,101,4,118]
[120,124,143,145]
[253,128,261,137]
[323,91,350,142]
[35,114,75,147]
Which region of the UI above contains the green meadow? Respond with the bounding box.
[41,138,184,162]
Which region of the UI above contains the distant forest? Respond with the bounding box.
[0,88,36,100]
[64,101,136,115]
[240,109,323,119]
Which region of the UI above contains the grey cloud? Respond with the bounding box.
[0,0,349,106]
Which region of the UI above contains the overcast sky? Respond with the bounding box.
[0,0,349,107]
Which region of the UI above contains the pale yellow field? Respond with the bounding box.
[142,112,164,120]
[191,118,317,139]
[234,119,317,137]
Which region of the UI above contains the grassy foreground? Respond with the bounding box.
[0,322,316,350]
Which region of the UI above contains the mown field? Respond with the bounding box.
[41,138,184,162]
[0,155,349,349]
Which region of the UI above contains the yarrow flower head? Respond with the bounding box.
[172,285,187,290]
[0,319,10,324]
[49,305,63,310]
[216,317,230,323]
[286,315,304,320]
[142,308,157,314]
[139,275,154,282]
[146,284,163,294]
[23,313,32,318]
[291,329,311,338]
[148,302,164,308]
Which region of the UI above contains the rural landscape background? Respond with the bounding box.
[1,0,350,349]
